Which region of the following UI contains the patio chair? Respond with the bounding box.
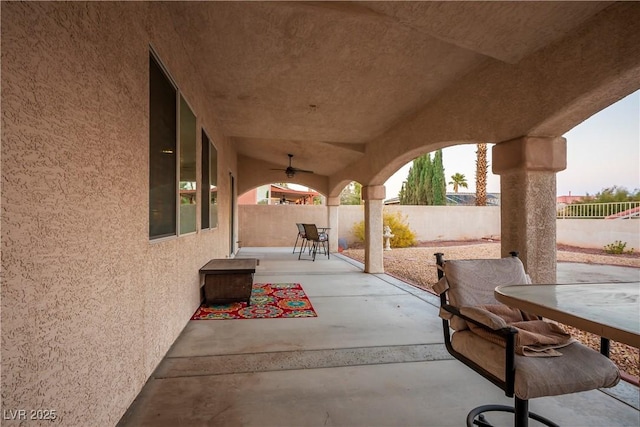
[299,224,329,261]
[293,223,308,254]
[433,253,620,427]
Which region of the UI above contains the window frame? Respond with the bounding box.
[149,50,178,241]
[149,48,201,241]
[178,94,197,236]
[200,129,218,230]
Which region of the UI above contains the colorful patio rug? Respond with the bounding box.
[191,283,317,320]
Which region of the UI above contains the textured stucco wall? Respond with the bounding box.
[1,3,233,425]
[239,205,501,247]
[239,203,638,251]
[557,219,640,250]
[238,205,330,247]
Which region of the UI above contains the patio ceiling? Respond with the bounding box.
[167,1,616,182]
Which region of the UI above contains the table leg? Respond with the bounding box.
[600,337,610,357]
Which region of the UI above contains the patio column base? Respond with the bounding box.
[363,185,385,274]
[493,136,566,284]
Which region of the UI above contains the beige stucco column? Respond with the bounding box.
[327,196,340,253]
[493,136,567,284]
[362,185,386,273]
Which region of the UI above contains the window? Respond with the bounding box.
[179,96,197,234]
[210,138,218,228]
[201,130,218,229]
[149,53,177,239]
[201,130,210,229]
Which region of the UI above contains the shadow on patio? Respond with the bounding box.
[119,248,639,426]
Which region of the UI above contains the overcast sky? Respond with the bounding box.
[384,90,640,198]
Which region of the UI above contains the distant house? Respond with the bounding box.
[239,184,321,205]
[556,195,585,204]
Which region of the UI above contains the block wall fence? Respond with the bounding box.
[238,205,639,250]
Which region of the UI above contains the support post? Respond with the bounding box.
[362,185,386,273]
[327,197,340,254]
[493,136,566,284]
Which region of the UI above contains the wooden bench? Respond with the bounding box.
[199,258,258,305]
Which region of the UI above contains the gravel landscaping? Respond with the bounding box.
[342,240,640,381]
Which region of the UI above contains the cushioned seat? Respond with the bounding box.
[434,253,620,427]
[452,331,619,400]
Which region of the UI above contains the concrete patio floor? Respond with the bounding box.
[119,248,639,427]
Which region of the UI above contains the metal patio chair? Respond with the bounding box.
[298,224,329,261]
[433,253,620,427]
[293,223,308,254]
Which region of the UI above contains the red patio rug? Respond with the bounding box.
[191,283,317,320]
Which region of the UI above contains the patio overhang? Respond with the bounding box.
[159,1,640,196]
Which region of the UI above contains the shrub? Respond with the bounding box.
[603,240,634,255]
[352,212,416,248]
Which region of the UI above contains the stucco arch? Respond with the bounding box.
[328,178,366,200]
[329,3,640,191]
[531,77,640,139]
[238,154,329,197]
[368,140,480,188]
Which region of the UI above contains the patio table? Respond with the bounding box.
[495,282,640,350]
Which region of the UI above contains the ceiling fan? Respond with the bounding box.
[271,154,314,178]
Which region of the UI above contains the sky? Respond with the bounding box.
[384,90,640,198]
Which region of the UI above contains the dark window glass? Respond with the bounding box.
[201,130,210,229]
[149,54,177,239]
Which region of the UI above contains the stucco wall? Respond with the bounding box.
[240,205,639,250]
[239,205,501,246]
[1,3,233,425]
[239,205,330,247]
[557,219,640,249]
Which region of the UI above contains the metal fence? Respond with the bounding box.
[557,201,640,219]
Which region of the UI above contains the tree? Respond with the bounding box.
[431,149,446,205]
[399,150,446,205]
[475,143,488,206]
[420,154,433,205]
[449,173,468,193]
[583,186,640,203]
[340,181,362,205]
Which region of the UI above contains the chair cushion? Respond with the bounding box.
[443,257,529,330]
[451,330,620,400]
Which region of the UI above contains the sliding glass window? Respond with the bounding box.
[179,96,197,234]
[201,130,210,229]
[210,138,218,228]
[149,53,177,239]
[201,130,218,229]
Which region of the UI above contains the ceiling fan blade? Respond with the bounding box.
[268,154,314,176]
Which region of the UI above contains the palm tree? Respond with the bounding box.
[475,143,488,206]
[449,173,468,193]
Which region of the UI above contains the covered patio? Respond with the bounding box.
[118,248,639,426]
[2,2,640,425]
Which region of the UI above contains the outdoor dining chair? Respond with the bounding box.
[298,224,329,261]
[433,252,620,427]
[293,223,308,254]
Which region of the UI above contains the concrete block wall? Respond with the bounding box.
[557,219,640,249]
[239,205,501,247]
[239,205,639,250]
